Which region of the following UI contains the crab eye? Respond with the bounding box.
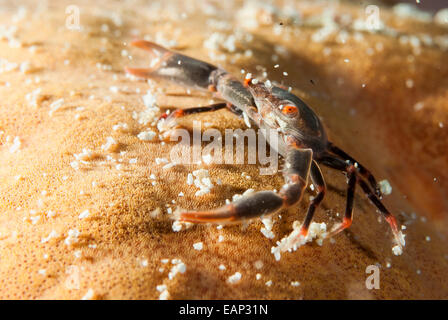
[281,105,298,116]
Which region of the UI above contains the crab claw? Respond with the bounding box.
[125,40,173,79]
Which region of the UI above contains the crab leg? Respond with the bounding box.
[328,143,382,197]
[319,155,402,247]
[178,147,313,223]
[327,165,357,237]
[299,161,326,237]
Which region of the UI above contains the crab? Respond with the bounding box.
[125,40,405,252]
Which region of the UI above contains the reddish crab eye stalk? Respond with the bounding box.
[281,105,298,116]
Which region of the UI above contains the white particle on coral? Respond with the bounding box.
[9,136,21,153]
[271,221,327,261]
[227,272,242,284]
[101,137,118,152]
[159,289,170,300]
[81,289,95,300]
[137,130,156,141]
[378,180,392,195]
[64,229,80,246]
[78,209,90,219]
[112,122,128,132]
[193,242,203,250]
[156,284,167,292]
[392,245,403,256]
[41,230,58,243]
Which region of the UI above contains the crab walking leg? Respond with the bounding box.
[327,166,357,237]
[178,148,313,223]
[357,179,403,248]
[160,102,244,128]
[160,102,227,126]
[328,143,382,197]
[319,156,403,247]
[299,161,326,237]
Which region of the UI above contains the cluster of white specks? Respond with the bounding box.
[41,230,58,243]
[378,180,392,195]
[112,122,129,132]
[156,284,169,300]
[155,157,169,165]
[95,62,112,71]
[227,272,242,284]
[236,1,299,31]
[132,89,160,126]
[25,88,43,108]
[260,216,275,239]
[193,242,203,250]
[0,58,19,73]
[9,136,21,153]
[74,149,94,162]
[434,8,448,26]
[158,289,170,300]
[137,130,156,141]
[265,280,273,287]
[155,258,187,299]
[47,210,57,218]
[48,98,65,117]
[271,221,327,261]
[392,231,406,256]
[168,259,187,280]
[64,229,80,246]
[172,209,193,232]
[393,3,432,23]
[149,173,158,186]
[27,214,41,225]
[310,9,338,43]
[152,31,178,49]
[4,22,23,47]
[191,169,214,196]
[172,220,183,232]
[101,136,119,152]
[290,281,300,287]
[70,161,80,170]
